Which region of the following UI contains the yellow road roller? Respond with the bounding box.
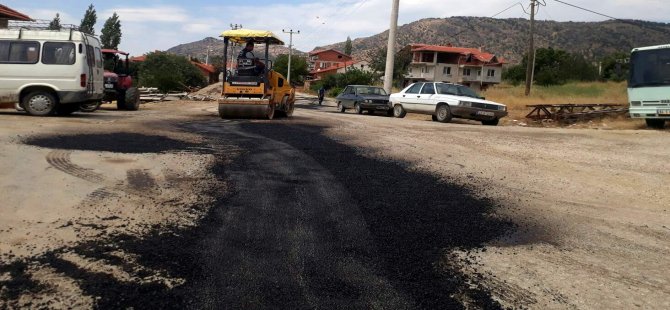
[218,29,296,119]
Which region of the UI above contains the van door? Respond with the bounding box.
[85,44,103,98]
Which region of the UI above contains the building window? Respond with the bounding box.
[443,67,452,75]
[487,69,496,77]
[477,70,482,77]
[463,68,471,76]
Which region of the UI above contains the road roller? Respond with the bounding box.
[218,29,296,119]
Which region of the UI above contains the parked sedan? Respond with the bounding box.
[336,85,392,115]
[389,82,507,125]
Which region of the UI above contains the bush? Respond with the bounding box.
[138,52,207,92]
[328,87,343,97]
[311,69,377,96]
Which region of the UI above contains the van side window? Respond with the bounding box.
[86,45,95,67]
[42,42,76,65]
[0,41,40,64]
[94,47,103,68]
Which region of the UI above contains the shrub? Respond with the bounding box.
[138,52,207,92]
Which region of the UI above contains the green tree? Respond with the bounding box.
[138,52,207,92]
[100,13,122,50]
[48,13,62,30]
[274,54,309,84]
[79,4,97,35]
[600,52,630,82]
[503,47,598,86]
[369,46,412,87]
[344,36,352,56]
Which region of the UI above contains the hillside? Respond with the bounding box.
[316,17,670,64]
[167,37,305,61]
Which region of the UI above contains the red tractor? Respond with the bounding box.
[102,49,140,110]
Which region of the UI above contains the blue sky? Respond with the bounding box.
[4,0,668,56]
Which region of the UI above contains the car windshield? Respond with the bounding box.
[356,87,387,96]
[457,86,482,98]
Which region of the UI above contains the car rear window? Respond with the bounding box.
[406,83,424,94]
[420,83,435,94]
[0,41,40,64]
[42,42,76,65]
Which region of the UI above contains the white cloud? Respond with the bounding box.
[100,6,190,23]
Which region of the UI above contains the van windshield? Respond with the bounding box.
[629,48,670,88]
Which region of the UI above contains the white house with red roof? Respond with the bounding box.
[0,5,32,29]
[405,44,506,91]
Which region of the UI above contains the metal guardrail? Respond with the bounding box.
[526,104,629,122]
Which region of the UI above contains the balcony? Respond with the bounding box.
[405,71,435,80]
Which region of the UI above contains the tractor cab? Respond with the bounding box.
[101,49,140,110]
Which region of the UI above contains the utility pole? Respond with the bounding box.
[383,0,400,94]
[524,0,537,96]
[229,24,242,72]
[283,29,300,85]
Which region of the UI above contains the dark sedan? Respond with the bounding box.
[335,85,392,115]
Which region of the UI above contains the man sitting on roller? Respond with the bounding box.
[238,41,266,76]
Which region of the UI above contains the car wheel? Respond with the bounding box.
[646,119,666,129]
[355,103,363,114]
[23,91,57,116]
[337,102,345,113]
[393,104,406,118]
[435,104,452,123]
[482,119,500,126]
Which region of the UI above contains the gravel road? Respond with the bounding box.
[0,96,668,309]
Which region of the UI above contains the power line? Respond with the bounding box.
[551,0,670,36]
[447,1,532,40]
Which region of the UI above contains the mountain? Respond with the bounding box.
[167,37,305,61]
[315,16,670,64]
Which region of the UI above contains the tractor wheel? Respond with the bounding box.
[117,90,126,110]
[23,91,57,116]
[124,87,140,111]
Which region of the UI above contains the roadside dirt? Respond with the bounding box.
[0,98,668,309]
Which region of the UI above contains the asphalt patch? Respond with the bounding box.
[23,133,203,154]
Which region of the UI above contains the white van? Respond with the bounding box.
[0,28,104,116]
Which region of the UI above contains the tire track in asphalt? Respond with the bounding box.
[46,150,105,184]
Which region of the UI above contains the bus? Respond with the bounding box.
[628,44,670,129]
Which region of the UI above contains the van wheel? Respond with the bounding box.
[124,88,140,111]
[23,91,57,116]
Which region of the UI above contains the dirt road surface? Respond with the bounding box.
[0,95,668,309]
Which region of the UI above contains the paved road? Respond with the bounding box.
[1,97,668,309]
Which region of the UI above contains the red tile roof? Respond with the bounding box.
[0,5,32,21]
[310,60,358,75]
[410,44,505,64]
[309,48,348,57]
[192,62,217,74]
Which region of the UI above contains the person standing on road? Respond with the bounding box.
[318,86,325,105]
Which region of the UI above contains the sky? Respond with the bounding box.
[4,0,669,56]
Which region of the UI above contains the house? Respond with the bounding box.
[404,44,505,92]
[310,60,372,81]
[0,5,32,29]
[308,49,353,79]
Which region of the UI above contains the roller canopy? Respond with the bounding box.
[220,29,285,45]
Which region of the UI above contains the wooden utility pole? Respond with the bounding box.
[283,29,300,84]
[383,0,400,94]
[524,0,537,96]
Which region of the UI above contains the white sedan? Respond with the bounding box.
[389,82,508,126]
